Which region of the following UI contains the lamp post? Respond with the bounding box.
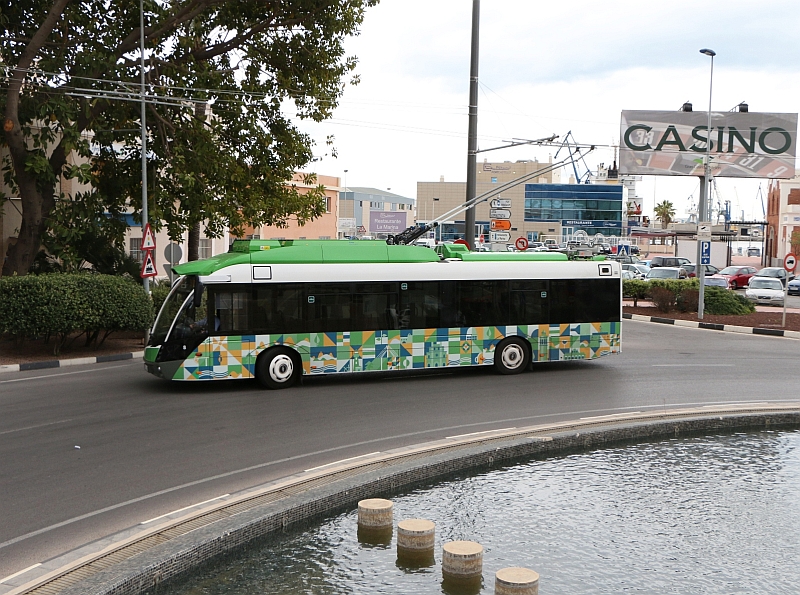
[697,48,715,319]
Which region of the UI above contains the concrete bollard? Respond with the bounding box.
[495,567,539,595]
[397,519,435,567]
[357,498,393,545]
[442,540,483,591]
[357,498,393,529]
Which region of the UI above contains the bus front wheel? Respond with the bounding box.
[494,337,530,375]
[256,347,301,389]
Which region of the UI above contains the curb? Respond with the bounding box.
[0,352,144,375]
[4,404,799,595]
[623,312,800,339]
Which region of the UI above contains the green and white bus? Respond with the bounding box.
[144,240,621,388]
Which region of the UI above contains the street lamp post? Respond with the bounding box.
[697,48,715,319]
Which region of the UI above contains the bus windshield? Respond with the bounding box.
[150,276,204,345]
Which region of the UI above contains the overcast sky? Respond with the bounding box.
[298,0,800,222]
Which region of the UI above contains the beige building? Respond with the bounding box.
[417,157,562,244]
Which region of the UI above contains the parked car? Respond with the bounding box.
[630,245,641,255]
[704,275,730,289]
[788,277,800,296]
[638,259,652,268]
[598,243,613,254]
[609,254,641,264]
[746,247,761,257]
[649,256,691,268]
[622,270,636,280]
[622,263,650,279]
[745,277,785,306]
[753,267,794,286]
[645,266,687,280]
[682,263,721,278]
[717,265,758,290]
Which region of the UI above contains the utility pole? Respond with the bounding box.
[464,0,480,249]
[140,0,149,294]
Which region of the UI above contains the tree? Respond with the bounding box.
[654,200,676,229]
[1,0,378,275]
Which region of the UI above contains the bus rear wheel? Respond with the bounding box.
[494,337,530,375]
[256,347,301,389]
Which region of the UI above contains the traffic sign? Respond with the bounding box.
[700,240,711,265]
[164,242,183,264]
[697,223,712,240]
[490,231,511,242]
[618,244,631,256]
[490,219,511,231]
[490,208,511,219]
[142,222,156,250]
[784,253,797,272]
[140,250,158,278]
[490,198,512,209]
[515,237,529,251]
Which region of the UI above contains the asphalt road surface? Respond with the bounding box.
[2,320,798,579]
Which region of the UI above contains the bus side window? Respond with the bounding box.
[399,281,440,329]
[214,290,251,333]
[254,285,303,334]
[510,280,547,325]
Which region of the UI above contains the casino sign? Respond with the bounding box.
[619,110,797,179]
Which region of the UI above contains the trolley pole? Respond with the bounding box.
[464,0,480,249]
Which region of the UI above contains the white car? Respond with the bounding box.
[745,277,785,306]
[622,263,650,279]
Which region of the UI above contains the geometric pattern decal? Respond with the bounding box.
[173,322,621,381]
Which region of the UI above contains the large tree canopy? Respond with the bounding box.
[1,0,377,275]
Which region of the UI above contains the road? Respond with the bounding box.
[1,319,798,579]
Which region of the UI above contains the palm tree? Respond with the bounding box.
[654,200,676,229]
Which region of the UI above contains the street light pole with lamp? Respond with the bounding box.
[697,47,715,319]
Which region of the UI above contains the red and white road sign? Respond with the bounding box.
[515,237,529,251]
[142,222,156,250]
[140,250,158,278]
[784,253,797,272]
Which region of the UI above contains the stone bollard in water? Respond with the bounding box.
[495,567,539,595]
[357,498,393,545]
[396,518,435,567]
[442,540,483,593]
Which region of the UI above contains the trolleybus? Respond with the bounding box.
[144,240,621,388]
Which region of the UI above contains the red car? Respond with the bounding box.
[717,266,758,290]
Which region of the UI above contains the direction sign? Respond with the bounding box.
[142,222,156,250]
[700,240,711,265]
[784,253,797,272]
[515,237,529,251]
[490,219,511,231]
[140,250,158,278]
[490,208,511,219]
[490,198,512,209]
[490,231,511,242]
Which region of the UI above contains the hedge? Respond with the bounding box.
[623,278,756,316]
[0,273,154,354]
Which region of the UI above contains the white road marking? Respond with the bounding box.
[651,364,734,367]
[140,495,230,525]
[0,563,42,584]
[0,419,73,436]
[304,452,380,472]
[446,428,516,439]
[580,412,641,420]
[0,363,135,384]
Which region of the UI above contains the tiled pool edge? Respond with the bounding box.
[17,405,800,595]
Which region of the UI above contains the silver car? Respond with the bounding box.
[645,266,687,280]
[745,277,785,306]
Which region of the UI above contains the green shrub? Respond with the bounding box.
[623,279,649,306]
[704,287,756,315]
[0,273,154,354]
[648,277,700,298]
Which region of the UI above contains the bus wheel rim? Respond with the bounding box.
[501,344,524,369]
[269,354,294,383]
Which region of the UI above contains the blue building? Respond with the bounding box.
[524,183,623,238]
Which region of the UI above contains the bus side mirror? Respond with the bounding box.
[193,281,204,308]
